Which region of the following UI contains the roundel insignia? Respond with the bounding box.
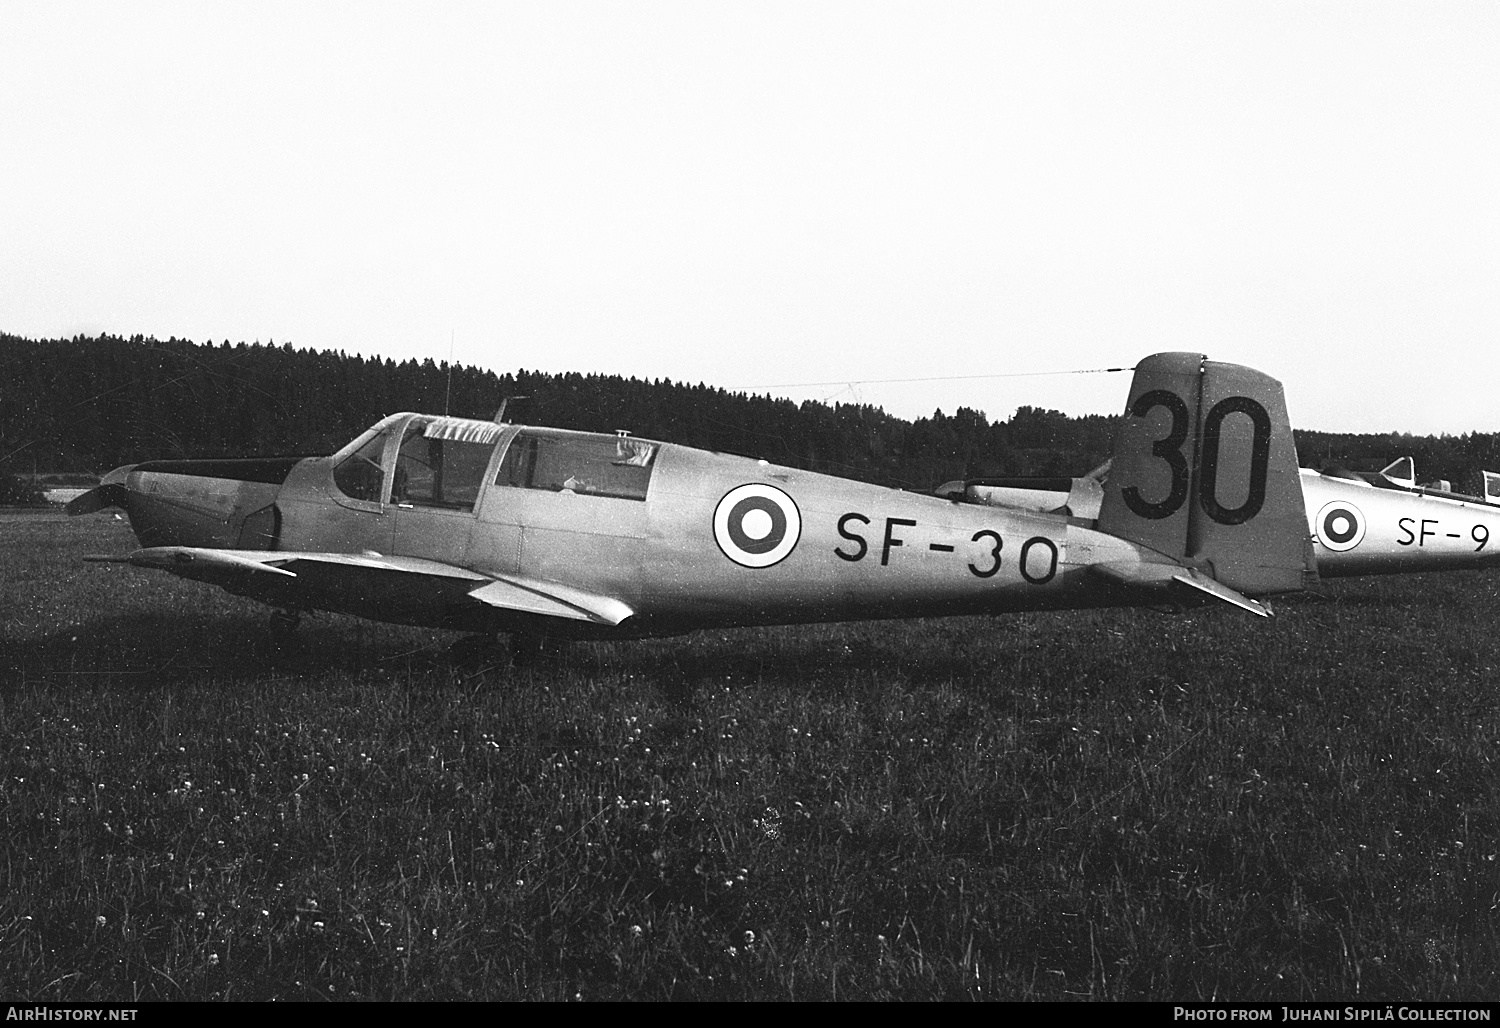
[714,484,801,568]
[1316,500,1366,552]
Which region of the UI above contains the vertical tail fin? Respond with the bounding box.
[1097,352,1312,597]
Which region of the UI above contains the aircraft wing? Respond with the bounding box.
[85,546,633,626]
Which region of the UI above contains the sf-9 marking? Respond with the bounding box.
[1396,518,1492,551]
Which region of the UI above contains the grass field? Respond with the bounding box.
[3,510,1500,1000]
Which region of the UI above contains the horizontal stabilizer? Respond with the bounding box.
[1379,456,1416,488]
[1169,568,1271,618]
[1091,560,1270,617]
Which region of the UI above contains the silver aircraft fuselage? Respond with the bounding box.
[97,414,1182,637]
[1300,469,1500,577]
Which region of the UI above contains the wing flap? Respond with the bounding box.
[276,551,488,580]
[468,578,632,625]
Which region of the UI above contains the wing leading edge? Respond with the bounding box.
[85,547,634,627]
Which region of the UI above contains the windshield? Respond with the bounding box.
[333,427,391,503]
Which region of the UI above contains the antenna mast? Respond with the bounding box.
[444,329,455,415]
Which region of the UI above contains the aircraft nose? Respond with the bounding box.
[105,457,300,549]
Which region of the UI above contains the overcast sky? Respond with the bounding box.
[3,2,1496,434]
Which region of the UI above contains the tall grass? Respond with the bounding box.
[2,512,1499,999]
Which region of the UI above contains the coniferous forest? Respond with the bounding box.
[5,333,1500,495]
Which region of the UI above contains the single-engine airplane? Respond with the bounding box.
[70,352,1346,647]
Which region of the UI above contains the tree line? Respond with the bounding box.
[0,334,1117,489]
[4,333,1499,498]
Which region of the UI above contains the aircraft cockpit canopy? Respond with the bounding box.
[332,414,506,511]
[496,431,656,501]
[331,416,660,509]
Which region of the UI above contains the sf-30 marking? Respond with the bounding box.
[834,512,1058,584]
[1396,518,1490,550]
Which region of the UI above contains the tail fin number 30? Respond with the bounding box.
[1122,391,1272,526]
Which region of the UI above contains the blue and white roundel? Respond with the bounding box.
[714,484,801,568]
[1316,500,1366,552]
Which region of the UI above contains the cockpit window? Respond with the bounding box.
[333,429,390,502]
[393,417,502,511]
[496,432,656,501]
